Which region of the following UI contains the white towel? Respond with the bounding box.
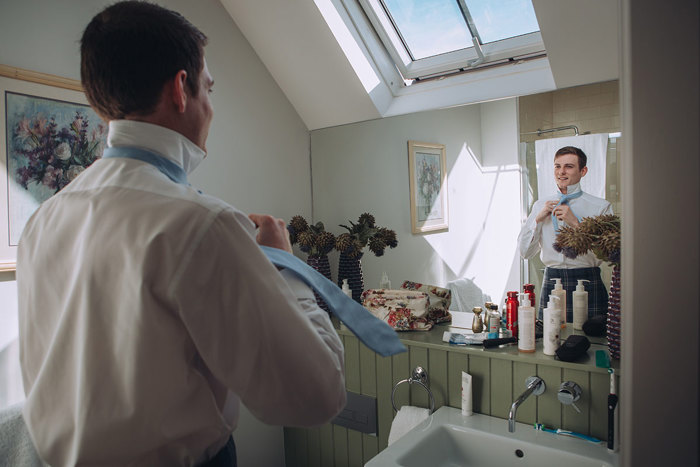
[535,134,608,199]
[448,277,490,313]
[0,402,46,467]
[388,406,430,445]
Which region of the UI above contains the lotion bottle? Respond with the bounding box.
[543,295,561,356]
[552,278,567,328]
[572,279,589,330]
[518,293,536,353]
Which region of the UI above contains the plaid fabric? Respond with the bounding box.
[538,267,608,321]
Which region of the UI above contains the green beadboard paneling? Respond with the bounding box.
[376,354,393,450]
[347,429,363,467]
[562,368,590,434]
[513,362,537,424]
[409,346,429,409]
[428,349,448,409]
[391,351,409,410]
[490,359,513,419]
[307,427,321,467]
[285,335,614,465]
[590,371,612,440]
[469,355,490,414]
[447,352,468,408]
[345,336,361,392]
[362,433,379,464]
[333,425,348,467]
[320,423,334,466]
[536,365,563,428]
[359,343,377,396]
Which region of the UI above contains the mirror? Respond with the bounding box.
[309,80,620,341]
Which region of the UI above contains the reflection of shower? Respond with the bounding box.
[521,125,581,137]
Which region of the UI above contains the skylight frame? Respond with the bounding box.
[358,0,545,81]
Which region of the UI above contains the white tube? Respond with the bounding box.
[461,371,473,416]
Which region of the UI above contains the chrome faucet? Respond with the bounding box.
[508,376,545,432]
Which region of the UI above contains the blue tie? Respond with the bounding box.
[551,190,583,231]
[102,146,407,357]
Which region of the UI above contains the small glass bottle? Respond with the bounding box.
[471,306,484,333]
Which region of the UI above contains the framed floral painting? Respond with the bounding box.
[408,140,448,234]
[1,65,106,271]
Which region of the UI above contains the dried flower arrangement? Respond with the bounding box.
[287,216,336,258]
[553,214,620,266]
[335,213,398,258]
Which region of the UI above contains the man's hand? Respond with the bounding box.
[535,200,557,224]
[248,214,293,253]
[552,204,579,227]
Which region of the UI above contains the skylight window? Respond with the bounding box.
[359,0,544,81]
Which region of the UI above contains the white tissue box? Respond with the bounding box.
[450,311,473,329]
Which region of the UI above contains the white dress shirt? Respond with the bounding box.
[518,182,613,268]
[17,120,345,466]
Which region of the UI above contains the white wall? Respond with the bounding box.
[0,1,311,465]
[310,99,521,306]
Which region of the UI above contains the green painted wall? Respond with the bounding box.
[284,329,617,466]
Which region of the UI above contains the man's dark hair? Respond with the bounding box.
[554,146,587,170]
[80,1,208,120]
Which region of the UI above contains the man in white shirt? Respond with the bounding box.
[16,2,345,466]
[518,146,613,321]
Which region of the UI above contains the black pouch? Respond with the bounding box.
[582,315,606,337]
[555,335,591,362]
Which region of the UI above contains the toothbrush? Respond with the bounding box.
[534,424,602,444]
[607,368,618,451]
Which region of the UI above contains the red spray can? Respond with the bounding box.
[506,291,519,338]
[524,284,536,312]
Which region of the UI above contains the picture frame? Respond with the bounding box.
[408,140,448,234]
[1,65,106,272]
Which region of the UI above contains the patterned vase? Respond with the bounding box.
[337,252,364,303]
[607,264,621,360]
[307,255,332,312]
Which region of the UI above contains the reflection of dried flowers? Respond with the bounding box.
[287,216,335,258]
[553,214,620,265]
[335,213,398,258]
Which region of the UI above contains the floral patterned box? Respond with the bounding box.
[401,281,452,324]
[361,289,432,331]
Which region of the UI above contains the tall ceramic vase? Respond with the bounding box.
[337,252,364,303]
[307,255,332,312]
[607,264,621,360]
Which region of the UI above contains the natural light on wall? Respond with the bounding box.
[313,0,381,93]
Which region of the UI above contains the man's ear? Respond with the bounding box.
[580,166,589,177]
[171,70,188,114]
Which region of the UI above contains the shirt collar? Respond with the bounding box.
[562,182,582,195]
[106,120,206,175]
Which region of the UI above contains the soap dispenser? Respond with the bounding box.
[380,272,391,290]
[552,278,567,328]
[572,279,590,330]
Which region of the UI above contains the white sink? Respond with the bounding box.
[366,406,618,467]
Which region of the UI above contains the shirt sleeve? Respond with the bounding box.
[518,200,545,259]
[170,207,346,428]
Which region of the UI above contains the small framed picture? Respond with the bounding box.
[408,140,448,234]
[1,65,107,271]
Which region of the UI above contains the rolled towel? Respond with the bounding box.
[388,406,430,445]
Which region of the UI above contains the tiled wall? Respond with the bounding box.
[284,334,613,467]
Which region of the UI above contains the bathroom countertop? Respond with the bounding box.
[337,322,620,374]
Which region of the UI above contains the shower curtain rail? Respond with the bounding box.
[521,125,580,137]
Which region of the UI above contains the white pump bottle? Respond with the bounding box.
[551,278,567,328]
[518,293,536,353]
[572,279,590,330]
[543,295,561,356]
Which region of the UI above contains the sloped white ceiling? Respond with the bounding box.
[221,0,619,130]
